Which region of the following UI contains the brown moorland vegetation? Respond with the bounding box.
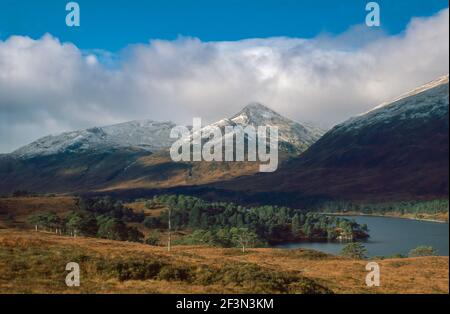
[0,196,77,229]
[0,229,448,294]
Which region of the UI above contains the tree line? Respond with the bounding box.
[28,197,145,242]
[27,195,370,250]
[318,199,449,216]
[144,194,369,245]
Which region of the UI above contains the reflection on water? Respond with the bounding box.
[275,215,449,257]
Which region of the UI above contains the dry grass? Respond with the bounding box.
[99,151,261,191]
[0,229,447,294]
[1,196,448,294]
[0,196,77,228]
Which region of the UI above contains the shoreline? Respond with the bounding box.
[320,212,449,223]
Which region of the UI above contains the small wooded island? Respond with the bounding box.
[135,195,370,247]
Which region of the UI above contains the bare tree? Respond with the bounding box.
[231,228,257,253]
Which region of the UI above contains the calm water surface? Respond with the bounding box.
[275,215,449,257]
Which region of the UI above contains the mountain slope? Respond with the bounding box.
[184,103,324,155]
[230,103,324,153]
[0,104,323,194]
[218,75,449,202]
[11,120,177,159]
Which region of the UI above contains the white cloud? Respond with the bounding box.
[0,8,448,153]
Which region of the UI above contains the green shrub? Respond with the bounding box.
[341,242,368,259]
[408,246,438,257]
[145,232,160,246]
[194,263,331,294]
[158,265,193,282]
[96,259,166,281]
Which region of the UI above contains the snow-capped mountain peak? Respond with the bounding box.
[11,102,325,159]
[12,119,177,158]
[231,102,285,126]
[185,102,325,154]
[336,75,449,132]
[372,75,449,113]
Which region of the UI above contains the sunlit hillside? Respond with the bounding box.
[0,229,448,294]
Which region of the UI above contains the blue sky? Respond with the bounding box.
[0,0,448,50]
[0,1,448,153]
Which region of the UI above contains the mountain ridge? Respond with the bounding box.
[215,75,449,203]
[0,103,323,194]
[11,120,177,159]
[10,103,323,159]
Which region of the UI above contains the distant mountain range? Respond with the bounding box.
[11,120,177,159]
[228,103,324,153]
[216,75,449,203]
[1,75,448,205]
[10,103,323,159]
[0,103,323,193]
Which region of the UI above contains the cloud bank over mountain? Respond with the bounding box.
[0,8,448,153]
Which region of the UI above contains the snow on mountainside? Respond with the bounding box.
[217,75,449,201]
[188,103,325,153]
[336,75,449,132]
[12,120,177,158]
[10,103,324,159]
[231,103,325,147]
